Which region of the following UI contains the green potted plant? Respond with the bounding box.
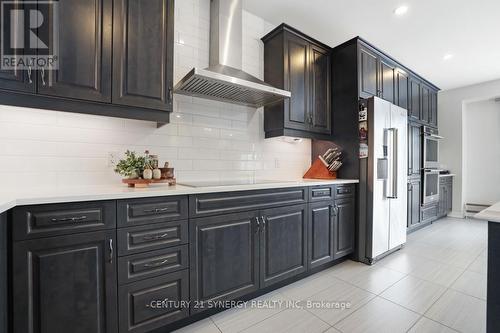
[114,150,146,179]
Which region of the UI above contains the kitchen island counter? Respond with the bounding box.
[476,202,500,333]
[475,201,500,223]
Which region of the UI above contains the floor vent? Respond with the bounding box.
[465,203,490,217]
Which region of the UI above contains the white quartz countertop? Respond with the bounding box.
[0,179,359,214]
[475,202,500,223]
[439,174,456,177]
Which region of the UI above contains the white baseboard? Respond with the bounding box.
[448,211,465,219]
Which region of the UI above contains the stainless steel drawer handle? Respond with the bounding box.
[143,259,170,268]
[109,239,113,264]
[51,216,88,223]
[27,66,33,83]
[143,208,169,214]
[143,233,169,241]
[41,68,46,86]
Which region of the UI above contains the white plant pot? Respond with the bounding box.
[152,169,162,180]
[143,169,153,180]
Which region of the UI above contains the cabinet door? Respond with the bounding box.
[421,84,431,124]
[396,70,409,110]
[379,58,395,103]
[309,44,331,134]
[407,179,422,228]
[408,123,422,176]
[13,231,117,333]
[284,32,310,131]
[260,204,308,288]
[446,182,453,213]
[430,90,438,127]
[358,46,378,98]
[190,211,260,312]
[0,0,35,92]
[38,0,112,102]
[113,0,174,110]
[409,76,421,121]
[438,183,446,217]
[333,198,355,259]
[308,201,334,269]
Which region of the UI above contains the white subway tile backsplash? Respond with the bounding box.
[0,4,310,187]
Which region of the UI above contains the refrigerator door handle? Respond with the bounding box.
[391,128,398,199]
[385,128,398,199]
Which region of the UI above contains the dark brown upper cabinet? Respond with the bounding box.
[395,69,409,109]
[408,122,422,176]
[113,0,174,111]
[359,46,378,98]
[430,89,438,127]
[0,0,174,124]
[310,44,332,134]
[379,58,396,103]
[421,83,431,124]
[262,24,332,140]
[408,75,421,121]
[38,0,112,102]
[358,44,396,103]
[0,0,35,93]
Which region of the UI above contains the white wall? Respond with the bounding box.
[438,79,500,216]
[463,99,500,205]
[0,1,311,189]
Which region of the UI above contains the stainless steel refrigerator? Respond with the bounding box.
[357,97,408,264]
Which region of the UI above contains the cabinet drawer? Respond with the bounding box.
[118,271,189,333]
[13,201,116,240]
[422,204,438,223]
[117,221,188,256]
[118,245,188,285]
[190,187,308,218]
[334,185,355,199]
[309,186,334,202]
[117,196,188,228]
[439,177,453,185]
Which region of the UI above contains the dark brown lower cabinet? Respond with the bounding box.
[438,177,453,218]
[0,213,6,333]
[189,211,260,313]
[260,204,308,287]
[407,178,422,229]
[190,204,308,307]
[308,201,335,268]
[118,271,189,333]
[333,198,356,259]
[13,231,118,333]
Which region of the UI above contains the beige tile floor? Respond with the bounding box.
[174,218,487,333]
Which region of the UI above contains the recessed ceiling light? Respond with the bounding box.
[394,5,409,16]
[443,54,454,61]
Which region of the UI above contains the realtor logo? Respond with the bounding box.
[1,0,59,70]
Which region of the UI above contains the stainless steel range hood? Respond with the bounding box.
[174,0,291,108]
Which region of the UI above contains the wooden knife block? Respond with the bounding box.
[303,157,337,180]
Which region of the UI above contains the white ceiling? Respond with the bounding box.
[243,0,500,90]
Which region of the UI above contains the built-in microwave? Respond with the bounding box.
[423,126,442,169]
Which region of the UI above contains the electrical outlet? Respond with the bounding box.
[107,152,119,167]
[275,159,280,168]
